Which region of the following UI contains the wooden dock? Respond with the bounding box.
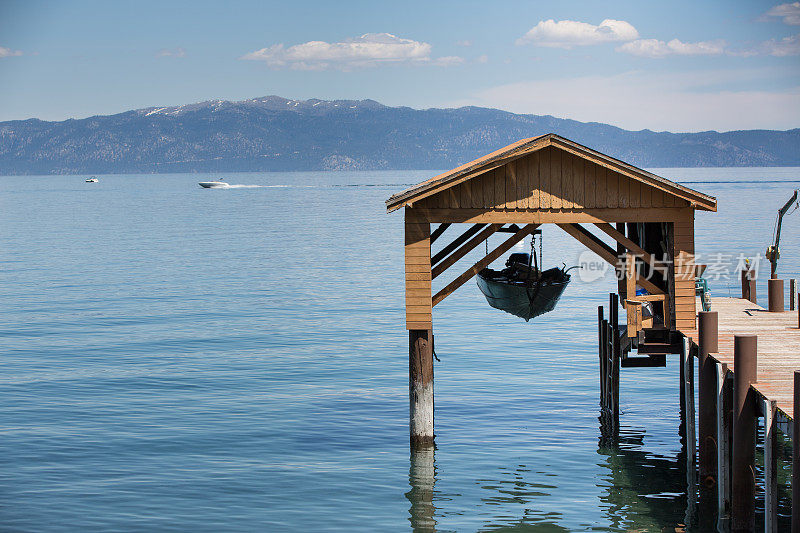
[685,296,799,422]
[386,134,800,529]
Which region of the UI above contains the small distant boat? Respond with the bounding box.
[85,177,98,183]
[198,179,228,188]
[476,252,573,321]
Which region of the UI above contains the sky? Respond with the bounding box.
[1,0,799,132]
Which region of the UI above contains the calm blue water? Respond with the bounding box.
[2,168,799,532]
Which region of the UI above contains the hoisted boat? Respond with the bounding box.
[476,232,573,321]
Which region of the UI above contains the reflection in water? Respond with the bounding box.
[406,429,702,532]
[405,424,793,531]
[407,446,437,532]
[476,464,567,532]
[597,429,694,531]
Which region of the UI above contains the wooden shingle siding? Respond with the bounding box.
[672,210,696,330]
[405,209,432,330]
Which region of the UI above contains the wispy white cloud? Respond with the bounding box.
[156,47,186,58]
[456,40,472,47]
[0,46,23,58]
[617,38,726,58]
[240,33,461,70]
[762,2,800,25]
[449,69,800,132]
[476,54,488,64]
[754,33,800,56]
[516,19,639,48]
[432,55,465,66]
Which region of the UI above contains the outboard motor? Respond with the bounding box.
[506,253,530,268]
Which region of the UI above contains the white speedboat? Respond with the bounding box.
[198,180,228,188]
[85,177,98,183]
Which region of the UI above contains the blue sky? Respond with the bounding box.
[1,0,798,132]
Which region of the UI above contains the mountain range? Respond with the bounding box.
[0,95,798,175]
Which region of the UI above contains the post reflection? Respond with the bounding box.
[406,445,437,532]
[596,428,720,532]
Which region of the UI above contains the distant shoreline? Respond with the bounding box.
[2,96,798,174]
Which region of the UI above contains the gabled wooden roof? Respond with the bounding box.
[386,133,717,212]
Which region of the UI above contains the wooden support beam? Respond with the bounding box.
[557,222,618,264]
[594,222,655,265]
[626,300,642,337]
[567,223,618,261]
[431,224,487,267]
[556,223,665,296]
[432,224,537,307]
[625,252,635,301]
[429,223,451,245]
[414,207,693,224]
[431,224,502,280]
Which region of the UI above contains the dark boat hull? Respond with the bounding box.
[476,272,570,321]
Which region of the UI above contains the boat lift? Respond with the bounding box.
[766,189,799,279]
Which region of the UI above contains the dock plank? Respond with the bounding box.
[684,296,800,420]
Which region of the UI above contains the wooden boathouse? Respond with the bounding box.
[386,133,714,442]
[386,133,800,530]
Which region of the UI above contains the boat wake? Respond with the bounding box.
[199,182,266,189]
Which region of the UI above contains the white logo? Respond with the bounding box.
[577,251,608,282]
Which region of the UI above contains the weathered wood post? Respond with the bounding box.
[698,311,718,488]
[790,279,796,310]
[716,362,732,521]
[763,398,777,533]
[793,370,800,533]
[409,330,434,447]
[768,278,784,312]
[731,334,757,533]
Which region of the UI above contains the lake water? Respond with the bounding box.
[2,167,800,532]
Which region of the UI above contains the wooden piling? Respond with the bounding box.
[610,293,620,426]
[409,329,434,447]
[763,398,777,533]
[793,370,800,533]
[768,278,784,312]
[716,362,731,520]
[731,334,757,533]
[790,279,796,310]
[606,321,615,432]
[741,269,757,304]
[682,336,697,491]
[698,311,718,487]
[598,306,605,408]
